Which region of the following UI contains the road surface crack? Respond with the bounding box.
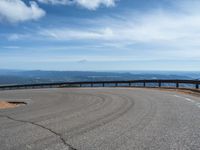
[0,114,77,150]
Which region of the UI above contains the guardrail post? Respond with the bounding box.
[158,82,161,87]
[176,82,179,88]
[102,83,105,87]
[143,82,146,87]
[129,82,131,87]
[115,83,118,87]
[196,84,199,89]
[91,83,93,87]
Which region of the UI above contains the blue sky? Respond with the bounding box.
[0,0,200,71]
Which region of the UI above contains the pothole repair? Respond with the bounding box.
[0,101,27,109]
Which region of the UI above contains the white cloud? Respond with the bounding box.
[39,27,114,40]
[37,0,69,5]
[0,0,45,23]
[7,33,30,40]
[77,59,88,63]
[75,0,116,10]
[37,0,117,10]
[39,10,200,44]
[2,46,20,49]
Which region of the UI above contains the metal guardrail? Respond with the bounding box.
[0,80,200,90]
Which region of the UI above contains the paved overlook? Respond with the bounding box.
[0,88,200,150]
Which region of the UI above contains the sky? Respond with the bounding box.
[0,0,200,71]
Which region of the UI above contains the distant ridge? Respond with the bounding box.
[0,70,198,85]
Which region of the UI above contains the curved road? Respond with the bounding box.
[0,88,200,150]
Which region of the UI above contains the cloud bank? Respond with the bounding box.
[36,0,200,61]
[37,0,117,10]
[38,1,200,44]
[2,0,200,69]
[0,0,45,23]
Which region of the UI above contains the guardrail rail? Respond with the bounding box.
[0,80,199,90]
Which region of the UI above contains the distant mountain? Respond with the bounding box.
[0,70,198,85]
[0,75,51,85]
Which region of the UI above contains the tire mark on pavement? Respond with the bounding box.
[37,94,109,126]
[0,93,104,130]
[63,93,134,140]
[98,94,157,149]
[28,93,104,123]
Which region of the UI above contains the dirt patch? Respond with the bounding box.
[0,101,26,109]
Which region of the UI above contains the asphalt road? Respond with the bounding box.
[0,88,200,150]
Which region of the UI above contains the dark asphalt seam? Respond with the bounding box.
[0,114,77,150]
